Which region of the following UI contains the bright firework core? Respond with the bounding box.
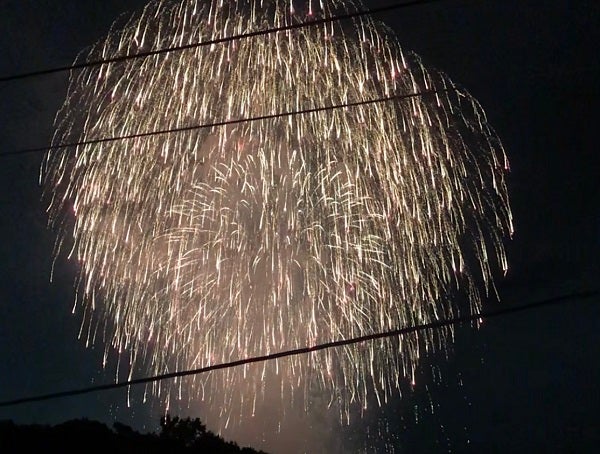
[43,0,512,429]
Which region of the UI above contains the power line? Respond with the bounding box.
[0,290,596,408]
[0,0,443,83]
[1,89,444,158]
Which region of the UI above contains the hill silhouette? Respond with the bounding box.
[0,415,268,453]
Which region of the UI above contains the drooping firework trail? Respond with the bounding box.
[43,0,512,429]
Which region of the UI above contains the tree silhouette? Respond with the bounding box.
[0,416,267,453]
[160,415,207,447]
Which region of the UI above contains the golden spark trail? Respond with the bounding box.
[43,0,512,428]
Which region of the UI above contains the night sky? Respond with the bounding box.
[1,1,598,452]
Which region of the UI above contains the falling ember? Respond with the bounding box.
[42,0,512,429]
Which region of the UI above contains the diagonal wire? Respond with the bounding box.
[0,290,596,408]
[0,89,444,158]
[0,0,444,83]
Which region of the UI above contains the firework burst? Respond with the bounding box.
[43,0,512,427]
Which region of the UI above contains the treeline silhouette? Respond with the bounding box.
[0,414,268,453]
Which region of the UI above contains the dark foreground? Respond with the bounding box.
[0,415,268,453]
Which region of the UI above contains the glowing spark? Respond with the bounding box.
[43,0,512,427]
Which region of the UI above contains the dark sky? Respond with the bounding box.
[0,1,598,452]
